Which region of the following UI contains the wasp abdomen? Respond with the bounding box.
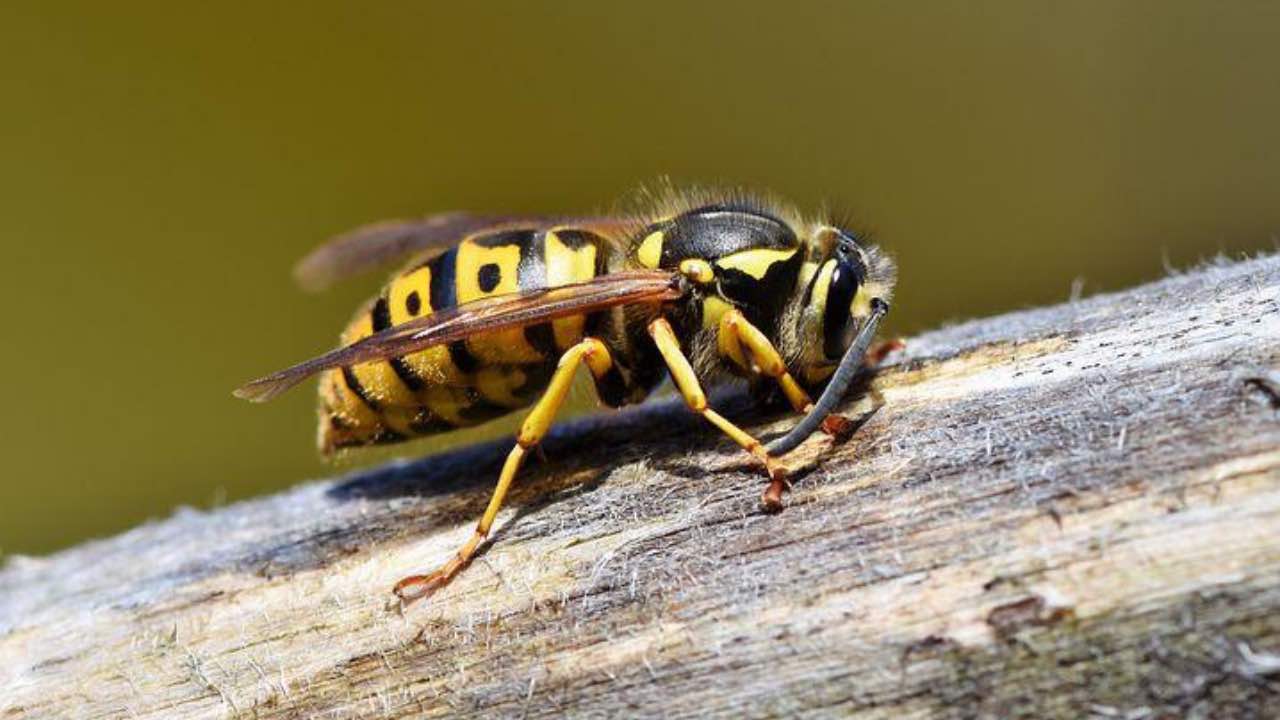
[319,227,607,453]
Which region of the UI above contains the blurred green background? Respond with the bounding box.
[2,2,1278,556]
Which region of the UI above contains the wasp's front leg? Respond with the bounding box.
[718,309,854,443]
[718,309,812,413]
[865,337,906,369]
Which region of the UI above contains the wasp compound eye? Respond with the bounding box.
[823,261,860,359]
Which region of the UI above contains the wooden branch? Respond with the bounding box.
[4,255,1280,719]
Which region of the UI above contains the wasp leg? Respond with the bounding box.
[393,337,615,603]
[866,337,906,368]
[648,317,790,510]
[718,308,813,413]
[723,314,905,439]
[719,309,857,440]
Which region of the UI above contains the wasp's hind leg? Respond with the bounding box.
[648,317,792,510]
[393,338,615,603]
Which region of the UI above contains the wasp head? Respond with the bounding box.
[787,225,896,388]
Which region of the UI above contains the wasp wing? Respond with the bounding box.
[294,212,533,292]
[235,270,683,402]
[294,212,633,292]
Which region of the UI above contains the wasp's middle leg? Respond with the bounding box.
[393,337,615,602]
[648,317,792,509]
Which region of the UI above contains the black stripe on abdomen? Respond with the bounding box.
[389,358,425,391]
[523,323,558,357]
[372,291,427,390]
[371,295,392,332]
[517,231,547,291]
[447,343,480,373]
[429,247,481,373]
[516,231,558,359]
[341,366,380,412]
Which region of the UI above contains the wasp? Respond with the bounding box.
[236,186,897,601]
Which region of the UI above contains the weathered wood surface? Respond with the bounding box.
[3,256,1280,719]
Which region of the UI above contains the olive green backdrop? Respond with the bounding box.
[3,2,1278,555]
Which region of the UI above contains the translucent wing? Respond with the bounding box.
[235,270,683,402]
[294,212,633,292]
[293,212,533,292]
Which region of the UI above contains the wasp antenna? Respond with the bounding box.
[766,299,889,455]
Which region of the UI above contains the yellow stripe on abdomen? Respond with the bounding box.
[544,229,600,349]
[338,311,422,435]
[318,368,384,451]
[386,265,469,387]
[456,238,543,364]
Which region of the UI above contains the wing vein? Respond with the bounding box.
[235,270,682,402]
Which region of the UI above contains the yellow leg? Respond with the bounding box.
[394,337,615,602]
[648,317,791,508]
[720,309,887,438]
[717,309,813,413]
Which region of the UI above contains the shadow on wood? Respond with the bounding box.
[2,255,1279,719]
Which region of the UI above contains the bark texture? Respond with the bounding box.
[3,255,1279,719]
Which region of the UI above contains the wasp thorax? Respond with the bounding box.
[634,204,806,335]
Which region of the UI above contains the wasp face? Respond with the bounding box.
[792,226,895,386]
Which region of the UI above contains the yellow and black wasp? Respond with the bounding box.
[236,186,897,601]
